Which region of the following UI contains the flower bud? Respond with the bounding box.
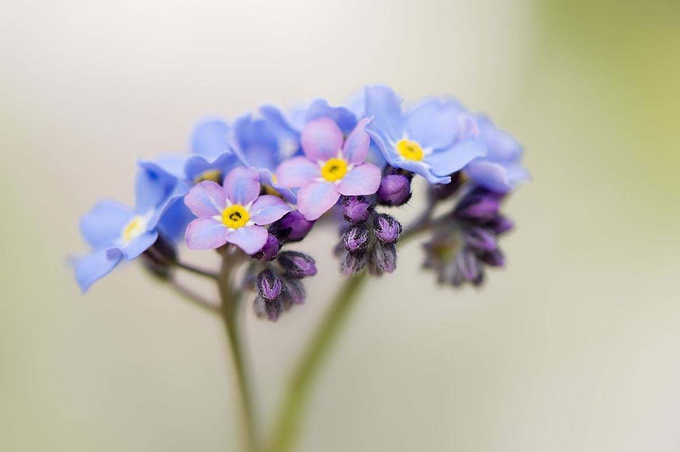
[479,249,505,267]
[253,234,281,261]
[487,215,514,235]
[373,214,402,244]
[342,196,373,224]
[377,175,412,206]
[283,278,306,305]
[367,242,397,275]
[270,211,315,242]
[253,295,283,322]
[256,270,283,301]
[454,189,503,220]
[463,227,497,252]
[342,225,370,253]
[277,251,318,278]
[341,250,367,275]
[456,248,484,285]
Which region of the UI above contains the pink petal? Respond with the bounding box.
[223,167,260,205]
[184,181,227,217]
[225,225,269,255]
[249,195,291,225]
[342,118,371,165]
[337,163,382,196]
[297,181,341,221]
[185,218,228,250]
[275,156,320,188]
[300,117,344,162]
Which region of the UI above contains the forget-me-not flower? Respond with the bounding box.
[74,165,187,291]
[463,114,530,193]
[364,85,487,184]
[275,117,381,221]
[184,167,291,254]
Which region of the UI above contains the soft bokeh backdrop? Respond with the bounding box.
[2,0,679,450]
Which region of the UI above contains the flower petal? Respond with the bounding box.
[119,230,159,260]
[79,200,134,249]
[185,217,228,250]
[184,181,227,217]
[337,163,381,196]
[297,181,341,221]
[406,97,467,150]
[191,118,230,159]
[74,248,123,293]
[225,226,269,255]
[427,139,487,177]
[364,85,405,141]
[249,195,291,225]
[275,156,320,188]
[300,117,344,162]
[233,113,281,171]
[476,114,523,163]
[342,118,371,165]
[305,98,358,134]
[223,167,261,205]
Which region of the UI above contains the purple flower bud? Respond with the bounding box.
[342,196,374,224]
[342,225,370,253]
[270,211,315,242]
[253,295,283,322]
[456,249,484,285]
[373,214,402,244]
[367,242,397,275]
[341,250,366,275]
[283,278,306,305]
[377,175,412,206]
[253,234,281,261]
[277,251,318,278]
[487,215,514,235]
[256,270,283,301]
[454,191,502,220]
[463,227,497,252]
[142,234,177,279]
[479,249,505,267]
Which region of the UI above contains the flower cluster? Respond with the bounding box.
[74,85,529,320]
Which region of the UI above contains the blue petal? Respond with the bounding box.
[476,114,523,163]
[118,230,159,261]
[79,200,134,249]
[74,248,123,292]
[233,113,280,171]
[191,118,231,159]
[259,105,302,157]
[364,85,405,141]
[157,198,194,242]
[464,160,512,193]
[136,159,185,214]
[184,152,240,182]
[305,98,358,134]
[426,139,488,178]
[406,97,467,150]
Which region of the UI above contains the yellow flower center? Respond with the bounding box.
[321,158,348,183]
[194,169,222,184]
[221,205,250,229]
[122,216,146,242]
[396,139,424,161]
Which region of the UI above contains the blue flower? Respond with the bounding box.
[74,164,187,292]
[463,115,530,193]
[232,113,298,202]
[258,98,358,158]
[146,118,242,186]
[364,85,487,184]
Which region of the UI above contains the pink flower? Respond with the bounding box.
[275,118,381,221]
[184,167,291,254]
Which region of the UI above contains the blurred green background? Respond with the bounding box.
[1,0,679,450]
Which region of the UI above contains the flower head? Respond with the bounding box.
[184,167,291,254]
[74,165,187,292]
[463,114,530,193]
[364,85,487,184]
[275,117,381,220]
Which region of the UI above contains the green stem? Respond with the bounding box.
[267,272,369,452]
[217,254,259,452]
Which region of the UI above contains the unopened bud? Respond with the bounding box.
[373,214,402,244]
[342,196,374,224]
[277,251,317,278]
[377,175,412,206]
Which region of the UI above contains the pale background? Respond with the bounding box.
[2,0,680,451]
